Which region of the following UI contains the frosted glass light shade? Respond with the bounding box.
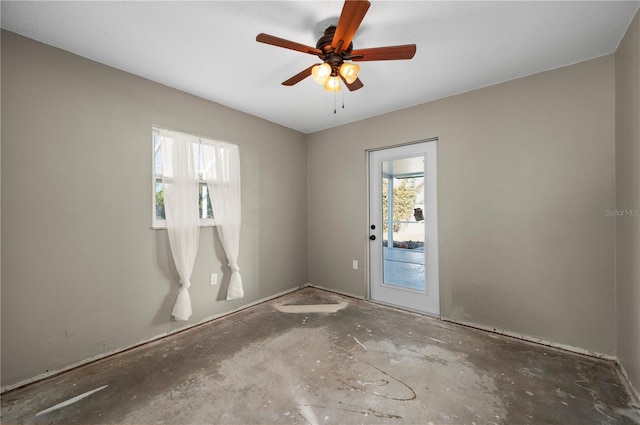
[312,63,331,85]
[324,76,341,92]
[339,62,360,84]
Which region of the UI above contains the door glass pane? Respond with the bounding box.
[381,156,425,291]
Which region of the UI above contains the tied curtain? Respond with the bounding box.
[160,128,244,321]
[160,130,200,321]
[203,143,243,300]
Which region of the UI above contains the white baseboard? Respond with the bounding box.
[1,284,304,394]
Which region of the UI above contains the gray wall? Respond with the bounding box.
[1,31,308,387]
[308,55,616,356]
[3,19,636,391]
[615,10,640,394]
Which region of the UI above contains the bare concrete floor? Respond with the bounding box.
[2,288,639,424]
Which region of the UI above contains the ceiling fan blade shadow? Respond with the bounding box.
[349,44,416,61]
[282,64,319,86]
[332,0,371,54]
[340,75,364,91]
[256,33,323,57]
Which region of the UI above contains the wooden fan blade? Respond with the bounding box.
[349,44,417,61]
[282,64,319,86]
[256,33,323,57]
[332,0,371,54]
[340,76,364,91]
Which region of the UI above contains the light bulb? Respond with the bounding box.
[324,76,341,92]
[312,63,331,85]
[339,62,360,84]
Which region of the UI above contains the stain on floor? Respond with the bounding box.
[2,288,639,424]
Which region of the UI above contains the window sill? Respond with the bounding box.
[152,219,217,230]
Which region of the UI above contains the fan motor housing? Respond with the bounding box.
[316,26,353,56]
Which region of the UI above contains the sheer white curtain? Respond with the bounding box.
[160,130,200,321]
[203,142,243,300]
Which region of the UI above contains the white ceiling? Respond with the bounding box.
[2,1,639,134]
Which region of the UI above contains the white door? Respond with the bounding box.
[369,141,440,316]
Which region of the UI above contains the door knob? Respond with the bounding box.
[369,235,376,240]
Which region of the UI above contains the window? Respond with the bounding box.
[152,128,215,228]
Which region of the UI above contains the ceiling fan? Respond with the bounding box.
[256,0,416,93]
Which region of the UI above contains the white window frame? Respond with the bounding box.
[152,127,217,229]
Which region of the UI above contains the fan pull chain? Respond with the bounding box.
[333,89,337,114]
[342,89,345,110]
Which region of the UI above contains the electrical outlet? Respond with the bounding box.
[210,273,218,285]
[352,260,358,270]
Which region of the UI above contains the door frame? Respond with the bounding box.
[365,138,440,317]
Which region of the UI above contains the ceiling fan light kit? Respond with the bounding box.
[311,62,359,91]
[256,0,416,96]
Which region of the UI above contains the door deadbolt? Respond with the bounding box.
[369,235,376,240]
